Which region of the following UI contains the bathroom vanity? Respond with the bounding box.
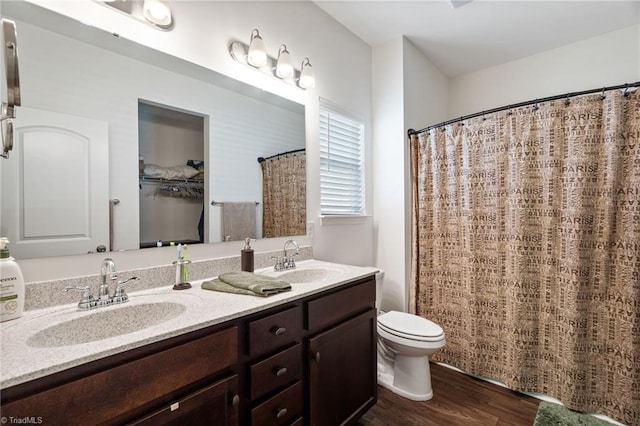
[0,261,377,425]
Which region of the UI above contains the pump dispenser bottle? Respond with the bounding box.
[0,238,25,322]
[241,238,254,272]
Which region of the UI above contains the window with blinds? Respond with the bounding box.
[319,103,365,215]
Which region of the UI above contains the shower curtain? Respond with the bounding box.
[261,150,306,238]
[410,90,639,424]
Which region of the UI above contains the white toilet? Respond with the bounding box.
[375,271,446,401]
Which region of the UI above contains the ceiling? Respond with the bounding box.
[313,0,640,77]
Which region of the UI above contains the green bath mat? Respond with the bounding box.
[533,402,611,426]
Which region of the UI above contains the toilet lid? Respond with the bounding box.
[378,311,444,340]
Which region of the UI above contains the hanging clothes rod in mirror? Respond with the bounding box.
[408,81,640,137]
[211,201,260,206]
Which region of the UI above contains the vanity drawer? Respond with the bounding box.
[130,374,239,425]
[248,306,302,358]
[251,381,303,426]
[2,326,238,425]
[250,343,302,401]
[307,278,375,333]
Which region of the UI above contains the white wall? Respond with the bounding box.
[449,24,640,118]
[372,38,405,310]
[6,0,373,281]
[372,37,449,312]
[401,38,449,310]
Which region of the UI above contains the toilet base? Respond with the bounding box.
[377,368,433,401]
[377,355,434,401]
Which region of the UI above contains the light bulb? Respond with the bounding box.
[276,45,293,78]
[143,0,172,27]
[298,58,315,89]
[247,29,267,68]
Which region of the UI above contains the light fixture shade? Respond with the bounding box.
[275,45,293,79]
[143,0,172,28]
[298,58,315,89]
[247,29,267,68]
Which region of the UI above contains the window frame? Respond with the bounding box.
[319,99,366,217]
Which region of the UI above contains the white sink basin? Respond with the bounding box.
[26,302,186,348]
[273,268,341,283]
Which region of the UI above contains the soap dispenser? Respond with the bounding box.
[0,238,25,322]
[241,238,254,272]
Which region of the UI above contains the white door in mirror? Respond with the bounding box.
[1,107,109,259]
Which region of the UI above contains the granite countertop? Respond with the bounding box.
[1,260,378,389]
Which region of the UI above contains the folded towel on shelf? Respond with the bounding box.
[201,271,291,297]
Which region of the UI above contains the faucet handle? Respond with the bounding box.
[113,277,139,302]
[271,256,284,271]
[63,285,91,297]
[63,286,95,310]
[287,252,298,268]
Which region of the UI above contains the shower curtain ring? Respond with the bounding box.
[600,87,606,100]
[533,100,539,111]
[624,84,630,97]
[564,94,571,106]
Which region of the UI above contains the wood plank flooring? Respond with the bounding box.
[358,363,541,426]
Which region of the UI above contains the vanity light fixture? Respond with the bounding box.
[275,44,294,78]
[100,0,174,31]
[142,0,172,29]
[247,29,267,68]
[298,57,315,89]
[229,29,316,90]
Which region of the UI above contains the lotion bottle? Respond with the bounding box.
[241,238,254,272]
[0,238,25,322]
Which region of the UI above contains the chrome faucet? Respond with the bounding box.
[273,239,299,271]
[64,258,138,310]
[99,258,118,302]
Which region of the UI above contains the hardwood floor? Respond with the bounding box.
[358,363,540,426]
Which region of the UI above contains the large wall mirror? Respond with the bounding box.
[0,1,307,260]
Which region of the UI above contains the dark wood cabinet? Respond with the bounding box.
[1,326,239,425]
[130,375,239,426]
[1,274,377,426]
[308,309,377,426]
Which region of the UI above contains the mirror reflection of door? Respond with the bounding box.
[138,101,205,248]
[0,107,109,258]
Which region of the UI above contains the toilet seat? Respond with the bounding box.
[378,311,444,342]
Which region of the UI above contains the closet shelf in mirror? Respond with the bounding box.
[138,175,204,185]
[139,176,204,200]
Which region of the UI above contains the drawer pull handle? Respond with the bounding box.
[273,327,286,336]
[276,408,288,419]
[313,351,321,363]
[231,394,240,408]
[274,367,288,377]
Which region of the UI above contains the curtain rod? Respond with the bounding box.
[257,148,305,163]
[408,81,640,137]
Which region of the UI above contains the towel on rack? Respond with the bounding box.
[201,272,291,297]
[222,202,256,241]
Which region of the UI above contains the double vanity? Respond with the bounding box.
[1,259,379,425]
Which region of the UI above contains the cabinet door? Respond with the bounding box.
[130,375,239,426]
[308,309,377,426]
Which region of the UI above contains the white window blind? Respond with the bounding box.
[319,103,365,215]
